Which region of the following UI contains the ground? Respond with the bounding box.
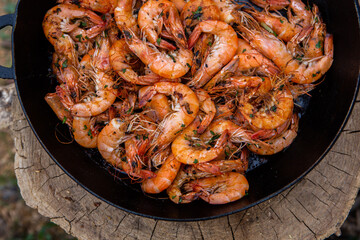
[0,0,359,239]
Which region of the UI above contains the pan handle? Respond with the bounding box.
[0,14,15,80]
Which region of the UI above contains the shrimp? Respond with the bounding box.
[238,24,333,84]
[204,38,279,90]
[167,149,248,203]
[239,86,294,130]
[43,4,106,64]
[58,0,117,13]
[171,117,229,165]
[195,89,216,134]
[211,0,238,23]
[139,86,172,122]
[138,0,187,49]
[52,53,80,101]
[71,71,117,117]
[170,0,188,12]
[114,0,139,34]
[141,154,182,194]
[73,116,98,148]
[92,34,112,72]
[124,29,193,79]
[180,0,220,35]
[97,118,155,179]
[210,76,273,97]
[244,8,300,42]
[187,20,238,88]
[288,0,313,29]
[109,39,165,85]
[249,0,289,11]
[247,113,299,155]
[183,172,249,204]
[45,93,73,126]
[139,82,199,152]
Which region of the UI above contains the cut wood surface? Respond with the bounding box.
[3,85,360,240]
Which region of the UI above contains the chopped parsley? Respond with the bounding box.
[193,159,199,164]
[62,116,67,124]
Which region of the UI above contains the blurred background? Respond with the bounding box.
[0,0,359,239]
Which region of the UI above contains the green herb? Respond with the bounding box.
[296,57,303,61]
[62,59,68,68]
[193,130,198,135]
[315,41,322,49]
[315,17,319,23]
[193,159,199,164]
[80,21,87,28]
[181,124,185,127]
[168,53,176,63]
[207,41,212,46]
[172,195,176,199]
[244,190,248,196]
[210,130,215,135]
[95,41,100,48]
[143,135,148,140]
[122,68,127,73]
[75,34,83,42]
[260,22,277,37]
[271,105,277,112]
[279,84,284,91]
[249,114,254,118]
[87,130,92,137]
[126,107,133,114]
[208,133,221,145]
[312,73,317,77]
[159,11,164,17]
[280,19,284,24]
[195,143,201,147]
[186,63,191,68]
[84,125,88,130]
[261,77,265,82]
[156,38,161,45]
[242,48,247,53]
[74,43,79,51]
[85,36,89,40]
[178,197,183,203]
[62,116,67,124]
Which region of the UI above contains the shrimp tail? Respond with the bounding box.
[195,162,222,175]
[188,25,202,49]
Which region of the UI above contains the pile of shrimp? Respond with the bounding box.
[43,0,333,205]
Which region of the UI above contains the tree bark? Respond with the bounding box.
[4,85,360,240]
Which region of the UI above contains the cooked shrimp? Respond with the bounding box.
[139,86,172,122]
[138,0,187,49]
[204,39,279,90]
[291,34,333,84]
[43,4,106,64]
[239,86,294,130]
[171,117,229,165]
[288,0,313,28]
[45,93,73,126]
[244,8,300,42]
[249,0,289,10]
[110,39,165,85]
[247,113,299,155]
[92,34,112,72]
[142,154,182,194]
[73,116,98,148]
[124,29,193,79]
[238,24,333,84]
[180,0,220,35]
[187,20,238,88]
[195,89,216,134]
[211,0,238,23]
[58,0,117,13]
[114,0,139,34]
[139,82,199,152]
[183,172,249,204]
[71,71,117,117]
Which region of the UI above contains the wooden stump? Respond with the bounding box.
[5,87,360,240]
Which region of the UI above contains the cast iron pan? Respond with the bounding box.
[0,0,359,221]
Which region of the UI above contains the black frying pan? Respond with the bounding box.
[0,0,359,221]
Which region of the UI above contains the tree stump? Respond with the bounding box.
[4,85,360,240]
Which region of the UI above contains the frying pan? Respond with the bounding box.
[0,0,359,221]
